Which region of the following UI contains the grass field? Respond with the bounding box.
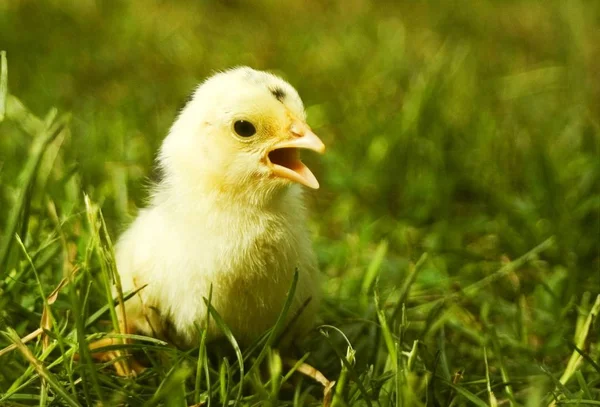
[1,1,599,406]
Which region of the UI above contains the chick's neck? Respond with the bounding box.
[152,173,305,222]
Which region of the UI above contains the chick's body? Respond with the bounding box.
[117,185,318,347]
[115,68,323,348]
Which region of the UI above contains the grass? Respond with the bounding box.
[0,0,599,405]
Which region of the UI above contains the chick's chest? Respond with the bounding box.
[198,210,302,282]
[166,211,309,341]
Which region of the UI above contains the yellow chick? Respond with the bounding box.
[114,67,325,349]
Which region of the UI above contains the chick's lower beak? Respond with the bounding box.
[267,122,325,189]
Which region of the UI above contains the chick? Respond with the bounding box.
[115,67,325,350]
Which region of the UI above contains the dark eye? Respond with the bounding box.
[233,120,256,137]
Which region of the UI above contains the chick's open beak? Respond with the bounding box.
[267,121,325,189]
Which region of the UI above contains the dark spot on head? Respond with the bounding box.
[270,86,286,102]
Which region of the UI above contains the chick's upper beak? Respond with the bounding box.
[267,120,325,189]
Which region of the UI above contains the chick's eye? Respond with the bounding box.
[234,120,256,137]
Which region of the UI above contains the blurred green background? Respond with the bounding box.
[1,0,599,404]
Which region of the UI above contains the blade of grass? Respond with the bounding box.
[392,252,428,324]
[360,240,388,309]
[568,341,600,374]
[146,364,193,407]
[320,325,371,407]
[195,284,214,406]
[83,287,144,329]
[203,340,212,407]
[204,298,244,405]
[2,328,81,407]
[5,94,44,134]
[575,371,592,400]
[414,237,555,312]
[483,346,498,407]
[87,332,168,346]
[443,379,488,407]
[15,233,80,402]
[2,240,60,293]
[17,108,58,244]
[193,328,208,404]
[541,365,573,401]
[84,195,120,331]
[97,204,129,340]
[331,346,355,407]
[269,349,283,402]
[482,302,516,406]
[220,358,231,406]
[84,195,133,376]
[0,113,70,270]
[0,328,43,357]
[0,50,6,121]
[281,352,311,385]
[558,294,600,385]
[248,268,298,376]
[374,283,397,368]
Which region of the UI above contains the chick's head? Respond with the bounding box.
[159,67,325,202]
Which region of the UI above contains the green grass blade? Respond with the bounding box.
[3,328,81,407]
[145,364,192,407]
[0,113,69,270]
[83,287,144,329]
[204,298,244,405]
[194,328,208,404]
[568,341,600,374]
[443,380,489,407]
[559,294,600,385]
[360,240,388,309]
[248,268,299,375]
[392,252,428,323]
[0,50,6,122]
[575,371,592,400]
[320,325,372,407]
[219,357,230,406]
[483,346,498,407]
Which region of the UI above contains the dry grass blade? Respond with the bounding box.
[0,273,74,357]
[40,275,73,350]
[287,358,332,387]
[0,328,43,358]
[286,358,336,406]
[46,276,71,305]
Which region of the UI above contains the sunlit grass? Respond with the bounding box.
[0,0,599,405]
